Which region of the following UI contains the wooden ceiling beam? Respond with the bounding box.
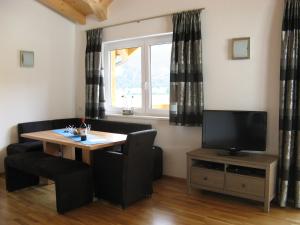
[82,0,113,21]
[38,0,86,24]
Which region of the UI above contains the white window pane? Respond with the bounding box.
[150,43,171,110]
[110,47,142,108]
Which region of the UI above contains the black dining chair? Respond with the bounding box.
[93,129,157,208]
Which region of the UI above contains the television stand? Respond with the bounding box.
[187,148,278,212]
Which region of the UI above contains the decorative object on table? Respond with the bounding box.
[65,125,81,136]
[65,125,76,134]
[53,129,109,145]
[121,95,134,115]
[87,124,91,133]
[232,37,250,60]
[20,50,34,67]
[74,128,80,135]
[79,118,87,141]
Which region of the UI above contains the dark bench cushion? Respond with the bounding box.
[7,141,43,155]
[5,152,90,180]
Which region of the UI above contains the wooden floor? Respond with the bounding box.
[1,175,300,225]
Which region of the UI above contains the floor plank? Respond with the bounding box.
[0,175,300,225]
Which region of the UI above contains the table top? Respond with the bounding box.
[21,130,127,151]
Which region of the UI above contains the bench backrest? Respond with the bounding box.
[86,119,152,134]
[18,118,152,143]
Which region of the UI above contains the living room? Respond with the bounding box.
[0,0,297,224]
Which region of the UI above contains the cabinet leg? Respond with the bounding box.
[187,186,192,194]
[264,201,270,212]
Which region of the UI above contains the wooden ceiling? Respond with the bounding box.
[38,0,113,25]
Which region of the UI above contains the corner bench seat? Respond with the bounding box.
[8,118,153,156]
[7,118,163,180]
[7,141,43,155]
[5,152,93,213]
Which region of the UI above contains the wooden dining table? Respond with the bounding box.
[21,130,127,165]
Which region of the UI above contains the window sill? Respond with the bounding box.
[106,113,169,121]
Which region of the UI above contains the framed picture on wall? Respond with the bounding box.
[20,50,34,67]
[232,37,250,60]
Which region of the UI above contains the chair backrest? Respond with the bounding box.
[122,129,157,201]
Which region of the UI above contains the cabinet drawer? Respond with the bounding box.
[225,173,265,197]
[190,167,224,189]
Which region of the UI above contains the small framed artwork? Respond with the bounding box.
[232,37,250,60]
[20,50,34,67]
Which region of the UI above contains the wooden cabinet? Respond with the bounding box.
[187,149,278,212]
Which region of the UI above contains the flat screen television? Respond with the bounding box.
[202,110,267,154]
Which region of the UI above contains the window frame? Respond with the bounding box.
[103,33,172,117]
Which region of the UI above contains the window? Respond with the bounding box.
[110,47,142,108]
[150,44,171,110]
[103,34,172,116]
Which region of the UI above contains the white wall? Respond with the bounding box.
[78,0,284,178]
[0,0,77,172]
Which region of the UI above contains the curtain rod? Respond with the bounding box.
[91,8,204,30]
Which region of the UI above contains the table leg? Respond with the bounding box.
[82,150,92,165]
[61,146,75,160]
[43,142,61,156]
[42,142,75,159]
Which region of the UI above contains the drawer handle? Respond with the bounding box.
[203,177,208,181]
[242,184,246,188]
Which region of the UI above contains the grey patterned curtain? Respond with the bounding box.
[169,9,204,126]
[279,0,300,208]
[85,28,105,119]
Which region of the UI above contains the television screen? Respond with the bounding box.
[202,110,267,152]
